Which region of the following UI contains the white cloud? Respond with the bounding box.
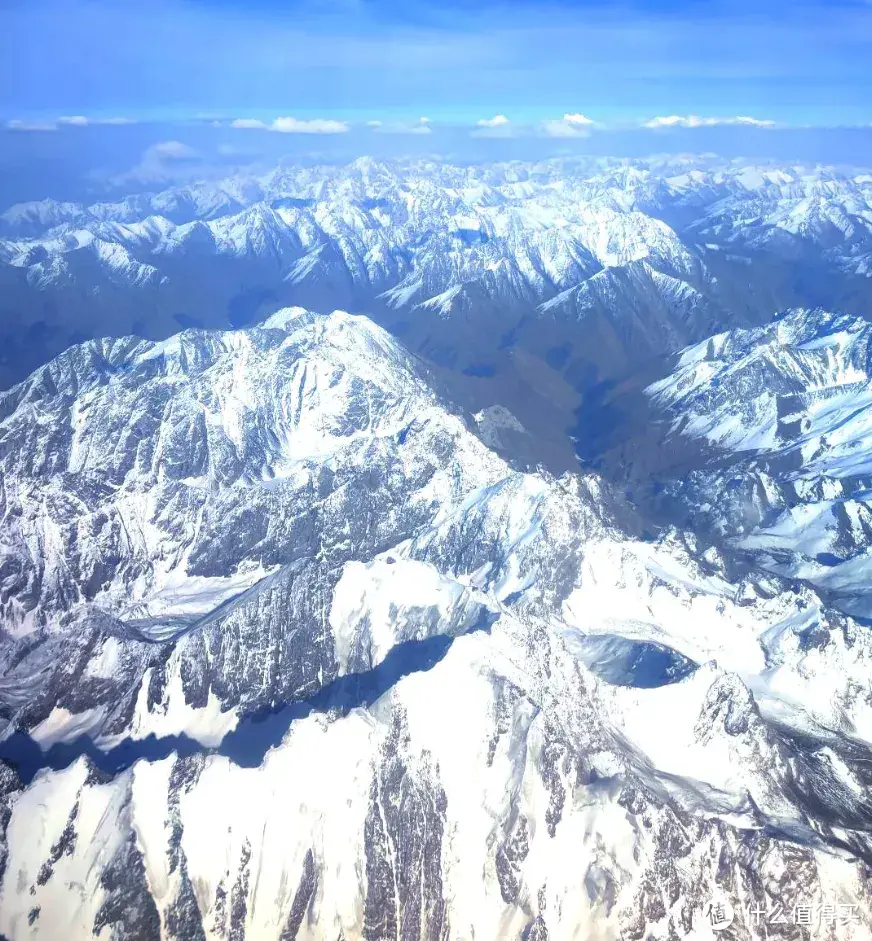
[472,115,515,138]
[539,113,597,137]
[231,116,349,134]
[150,140,199,160]
[643,115,686,128]
[541,121,580,138]
[725,115,776,127]
[231,118,269,129]
[643,114,775,129]
[374,117,432,135]
[7,119,57,131]
[562,112,595,127]
[57,115,137,126]
[477,114,510,128]
[272,116,348,133]
[366,120,383,128]
[107,140,203,188]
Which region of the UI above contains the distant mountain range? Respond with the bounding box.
[3,157,871,389]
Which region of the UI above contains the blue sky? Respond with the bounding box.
[2,0,872,209]
[2,0,871,128]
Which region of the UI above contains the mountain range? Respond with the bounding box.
[1,158,872,940]
[3,158,872,389]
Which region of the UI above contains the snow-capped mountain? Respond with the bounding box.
[3,156,872,939]
[634,308,872,622]
[2,308,872,939]
[4,157,871,391]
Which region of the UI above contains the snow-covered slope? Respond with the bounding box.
[0,307,508,734]
[2,310,872,939]
[641,308,872,618]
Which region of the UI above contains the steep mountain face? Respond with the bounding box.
[2,309,872,939]
[539,260,717,380]
[4,158,871,392]
[0,307,509,736]
[629,308,872,622]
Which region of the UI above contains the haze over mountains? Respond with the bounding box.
[2,156,872,940]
